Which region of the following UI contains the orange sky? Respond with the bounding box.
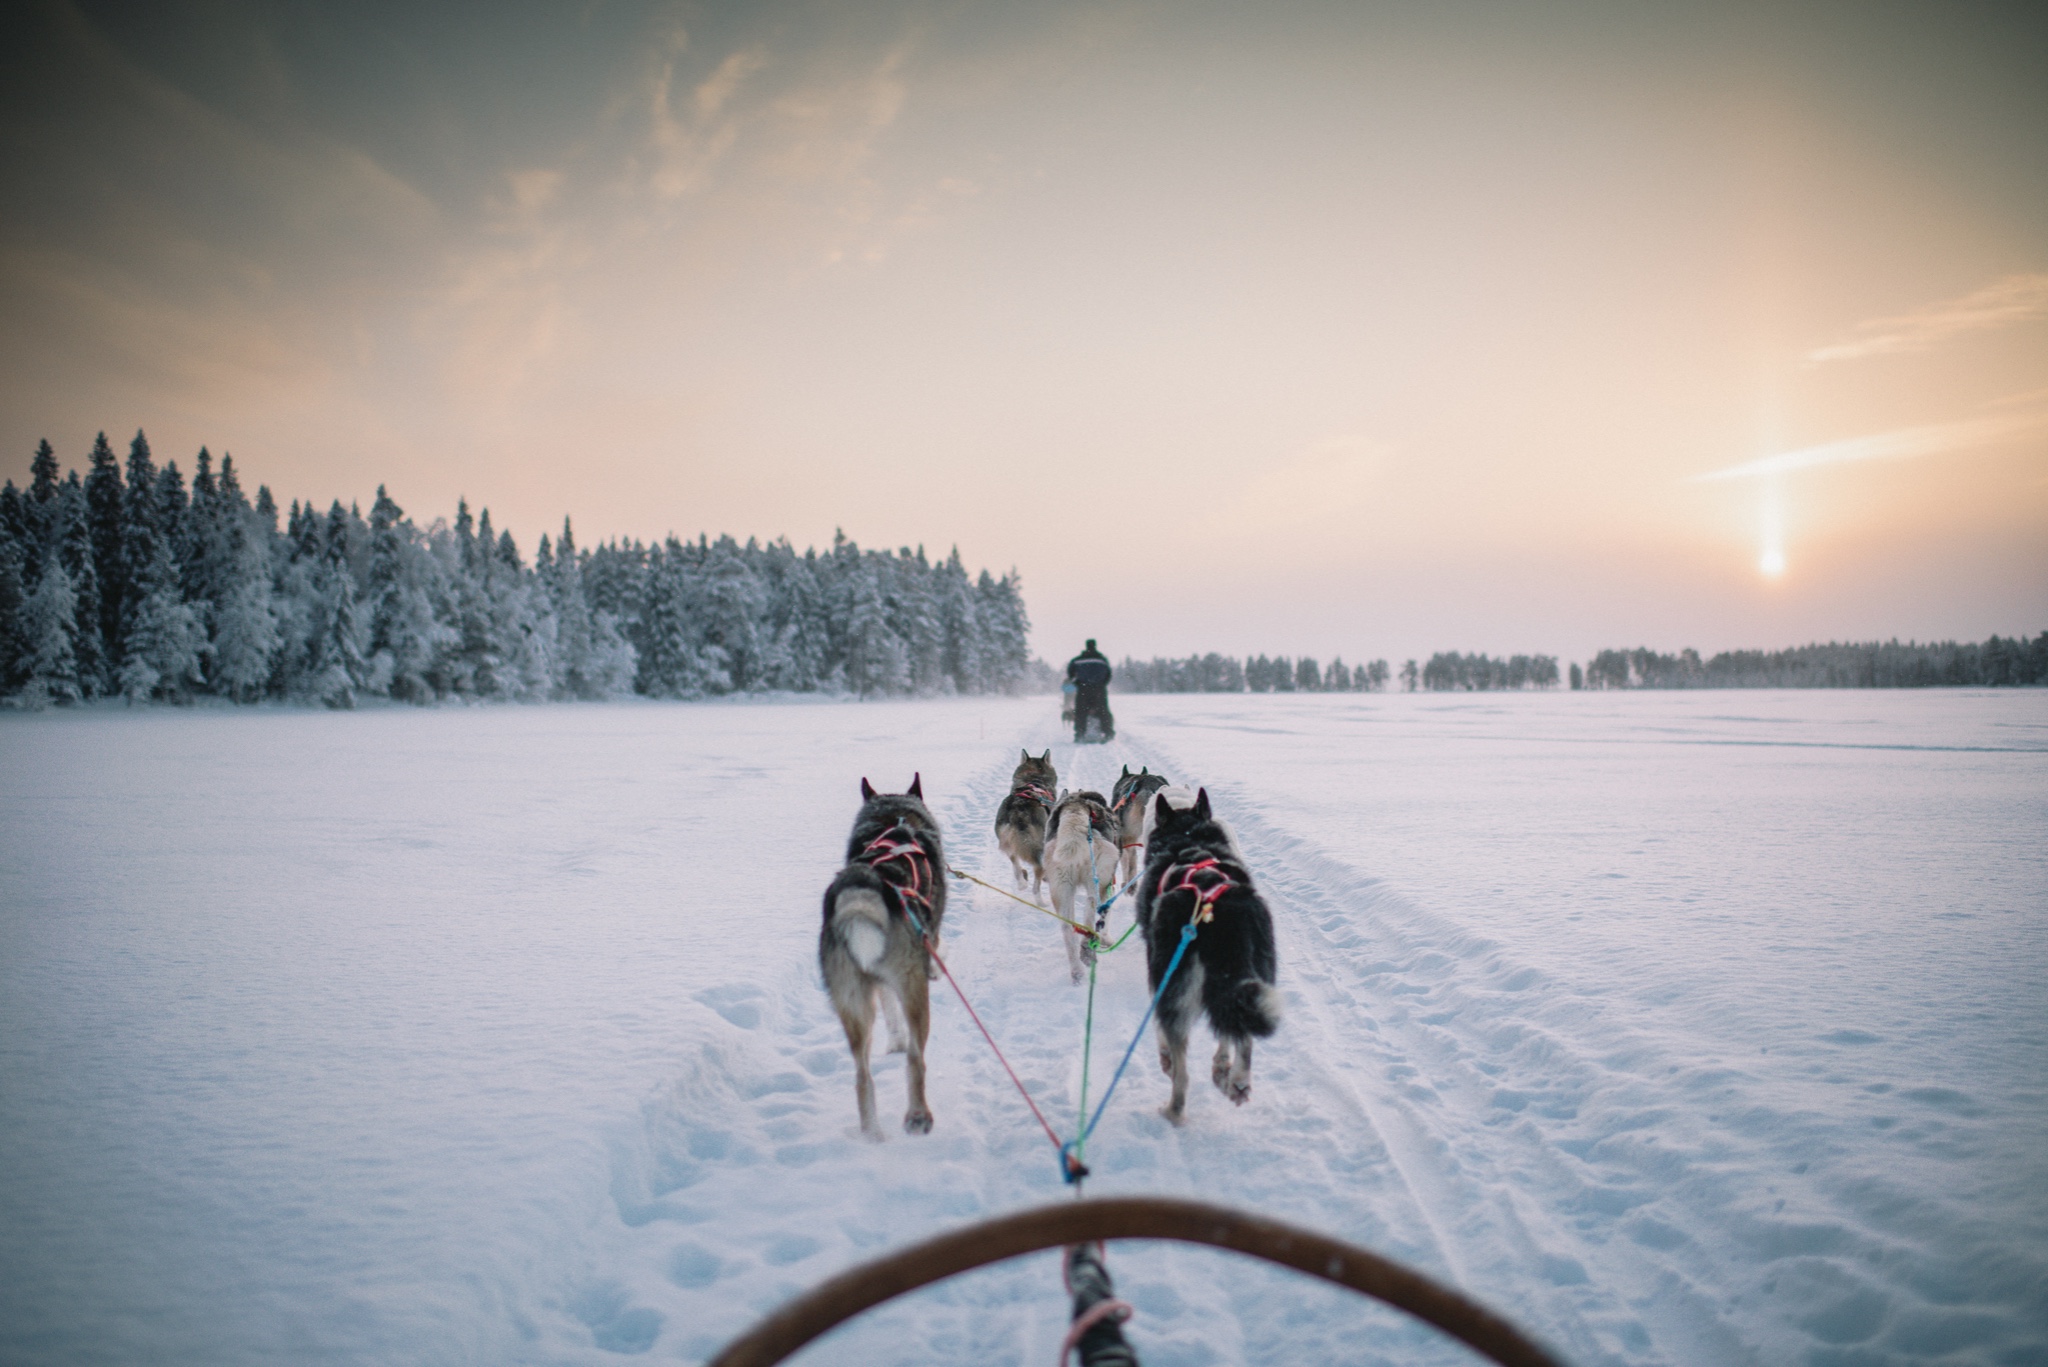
[3,0,2043,666]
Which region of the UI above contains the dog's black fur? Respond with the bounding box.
[1136,787,1280,1124]
[819,775,946,1137]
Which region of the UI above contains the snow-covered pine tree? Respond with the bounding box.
[57,475,108,696]
[308,502,366,708]
[16,540,81,707]
[208,469,280,703]
[842,558,909,698]
[117,538,206,703]
[937,548,983,696]
[83,434,126,667]
[0,494,25,695]
[700,534,763,692]
[118,431,161,661]
[974,569,1030,693]
[366,485,452,702]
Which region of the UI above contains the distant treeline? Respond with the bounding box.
[1580,637,2048,690]
[0,432,1033,708]
[1116,654,1392,692]
[1421,652,1560,691]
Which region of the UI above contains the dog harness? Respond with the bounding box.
[1154,857,1233,925]
[859,823,935,915]
[1011,782,1056,809]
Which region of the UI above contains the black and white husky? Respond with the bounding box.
[1136,788,1280,1125]
[1110,765,1170,885]
[1044,789,1119,984]
[993,749,1057,896]
[819,776,946,1138]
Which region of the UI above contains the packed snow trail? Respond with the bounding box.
[613,701,2045,1367]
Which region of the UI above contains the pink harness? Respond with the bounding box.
[1154,856,1233,923]
[859,825,935,914]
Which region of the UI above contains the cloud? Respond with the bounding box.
[1690,411,2047,482]
[1807,273,2048,364]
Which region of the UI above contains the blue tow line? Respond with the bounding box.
[1057,919,1199,1185]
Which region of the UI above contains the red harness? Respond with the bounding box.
[1012,782,1056,808]
[859,824,935,914]
[1154,857,1232,925]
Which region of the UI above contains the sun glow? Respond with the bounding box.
[1758,477,1786,580]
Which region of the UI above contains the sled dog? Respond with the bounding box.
[993,749,1058,896]
[819,775,947,1138]
[1139,783,1245,864]
[1135,788,1280,1125]
[1043,789,1120,983]
[1110,765,1170,885]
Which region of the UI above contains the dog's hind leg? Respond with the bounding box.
[1213,1036,1253,1105]
[1157,1013,1192,1126]
[880,986,909,1054]
[836,989,881,1139]
[1054,876,1086,984]
[899,969,934,1135]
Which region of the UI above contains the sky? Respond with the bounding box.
[2,0,2044,669]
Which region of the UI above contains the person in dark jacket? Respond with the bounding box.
[1066,640,1114,743]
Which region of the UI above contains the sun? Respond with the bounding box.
[1759,548,1786,578]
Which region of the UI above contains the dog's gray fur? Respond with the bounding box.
[993,749,1057,896]
[1044,789,1118,983]
[1110,764,1170,885]
[819,775,945,1138]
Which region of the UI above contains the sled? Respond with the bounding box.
[708,1196,1564,1367]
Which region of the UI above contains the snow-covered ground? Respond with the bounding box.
[2,690,2043,1366]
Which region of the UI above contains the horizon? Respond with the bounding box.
[3,0,2044,671]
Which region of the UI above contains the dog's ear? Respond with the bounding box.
[1021,748,1031,762]
[1194,788,1211,821]
[1141,766,1149,775]
[1151,791,1174,825]
[860,778,877,801]
[908,773,923,799]
[1040,748,1051,763]
[1120,764,1130,777]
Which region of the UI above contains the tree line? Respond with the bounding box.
[0,432,1034,708]
[1115,654,1393,692]
[1578,637,2048,690]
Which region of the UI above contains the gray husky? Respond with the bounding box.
[1044,789,1120,983]
[1110,765,1170,885]
[1136,788,1280,1125]
[819,775,946,1138]
[993,749,1057,895]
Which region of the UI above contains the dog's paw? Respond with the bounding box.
[903,1109,934,1135]
[884,1034,908,1055]
[1212,1055,1232,1089]
[1158,1103,1186,1127]
[1223,1077,1252,1106]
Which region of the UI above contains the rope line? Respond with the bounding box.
[1074,917,1202,1160]
[948,866,1099,938]
[902,901,1069,1159]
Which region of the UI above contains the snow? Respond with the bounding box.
[2,690,2043,1366]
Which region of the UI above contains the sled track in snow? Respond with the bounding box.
[607,714,2040,1366]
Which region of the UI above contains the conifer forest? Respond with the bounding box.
[0,433,1034,708]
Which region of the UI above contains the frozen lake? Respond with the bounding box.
[2,690,2043,1366]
